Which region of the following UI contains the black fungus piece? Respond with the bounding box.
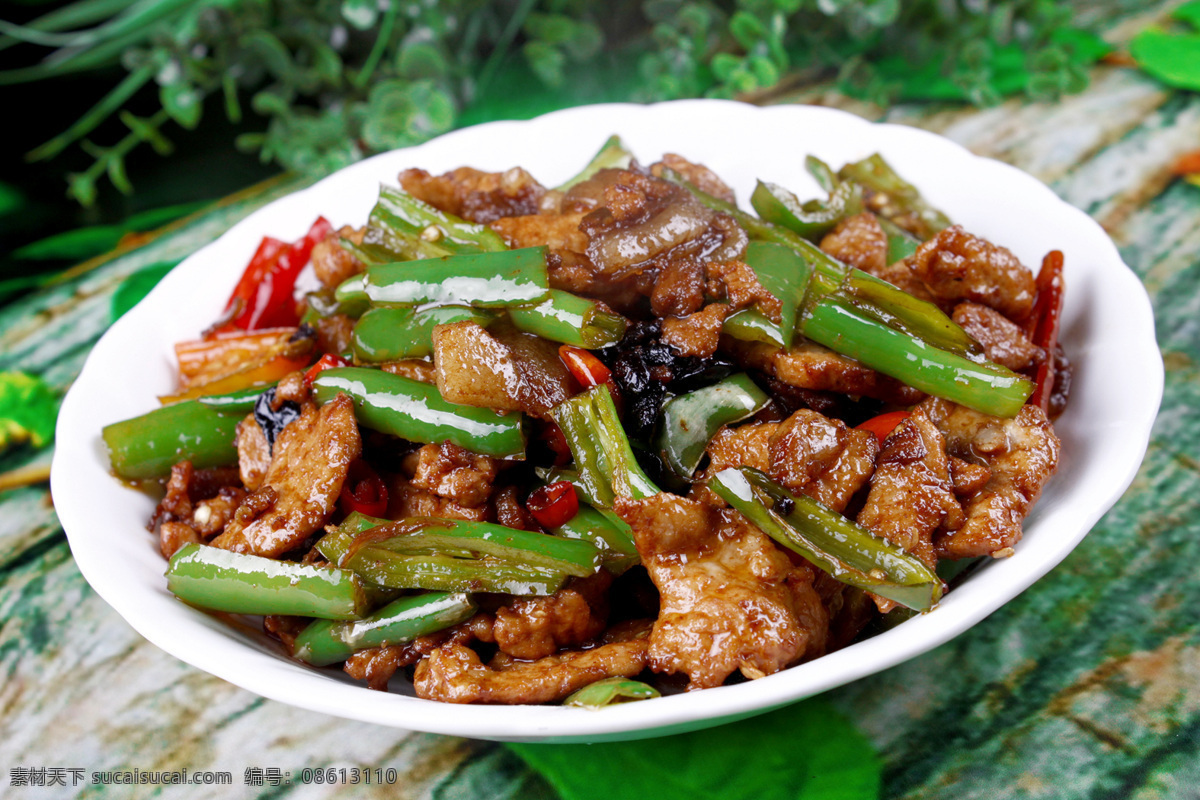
[773,496,796,516]
[254,389,302,453]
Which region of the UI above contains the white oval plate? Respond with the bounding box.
[53,100,1162,743]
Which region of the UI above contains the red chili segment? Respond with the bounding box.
[855,410,911,444]
[304,353,352,389]
[224,217,334,332]
[1028,250,1065,414]
[339,459,389,518]
[526,481,580,529]
[558,345,612,388]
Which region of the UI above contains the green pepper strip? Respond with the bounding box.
[373,184,509,254]
[709,468,943,612]
[351,518,602,578]
[507,290,628,349]
[351,306,495,362]
[165,543,371,619]
[803,296,1033,418]
[103,399,241,480]
[335,246,551,309]
[550,502,639,575]
[564,677,661,709]
[301,285,369,327]
[657,373,770,480]
[838,153,952,241]
[721,308,785,347]
[750,178,863,242]
[195,383,276,413]
[312,367,526,459]
[551,384,659,507]
[555,134,634,192]
[345,548,569,595]
[293,592,477,667]
[877,216,920,263]
[743,241,809,348]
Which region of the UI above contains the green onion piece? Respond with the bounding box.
[550,502,639,575]
[352,305,494,362]
[555,135,634,192]
[354,518,602,577]
[165,544,371,619]
[312,366,526,458]
[841,270,984,360]
[709,468,943,612]
[837,153,953,241]
[551,384,659,507]
[657,373,770,479]
[335,246,551,309]
[802,296,1032,417]
[373,185,509,254]
[103,399,240,480]
[507,290,628,349]
[750,177,862,242]
[293,592,477,666]
[722,308,785,346]
[564,677,661,709]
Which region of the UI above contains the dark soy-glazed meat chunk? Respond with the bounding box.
[212,394,361,557]
[731,339,925,406]
[406,442,498,508]
[345,616,494,691]
[311,226,364,290]
[952,302,1045,371]
[910,225,1036,322]
[650,153,738,204]
[919,397,1060,559]
[492,572,612,660]
[661,303,729,358]
[615,493,823,690]
[705,259,782,319]
[820,213,888,274]
[856,409,961,571]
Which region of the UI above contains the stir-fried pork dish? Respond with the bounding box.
[104,138,1067,706]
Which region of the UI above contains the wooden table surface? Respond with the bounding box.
[3,3,1198,797]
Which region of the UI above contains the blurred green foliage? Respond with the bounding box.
[1131,0,1200,91]
[0,0,1107,205]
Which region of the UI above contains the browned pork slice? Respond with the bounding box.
[692,409,877,513]
[614,493,824,690]
[212,394,361,557]
[235,415,270,491]
[405,442,498,509]
[919,397,1060,559]
[432,321,574,417]
[345,615,495,691]
[819,213,889,274]
[952,302,1045,371]
[705,259,782,319]
[398,166,546,223]
[650,153,738,204]
[492,572,613,660]
[730,338,925,406]
[151,461,245,557]
[413,639,649,704]
[661,303,729,358]
[488,210,589,255]
[856,409,961,571]
[311,225,364,291]
[909,225,1036,322]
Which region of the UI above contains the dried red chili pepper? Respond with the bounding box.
[304,353,351,389]
[339,459,389,518]
[1028,250,1065,414]
[526,481,580,529]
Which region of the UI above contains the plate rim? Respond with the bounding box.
[52,98,1164,742]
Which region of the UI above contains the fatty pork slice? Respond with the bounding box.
[919,397,1060,559]
[693,409,878,514]
[951,302,1045,371]
[398,166,546,223]
[432,321,573,417]
[909,225,1036,322]
[212,394,360,557]
[614,493,826,690]
[856,409,961,571]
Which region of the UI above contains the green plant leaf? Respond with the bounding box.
[0,181,24,217]
[1175,0,1200,31]
[111,260,177,321]
[506,698,881,800]
[160,81,203,129]
[1131,28,1200,91]
[0,372,58,452]
[12,201,206,260]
